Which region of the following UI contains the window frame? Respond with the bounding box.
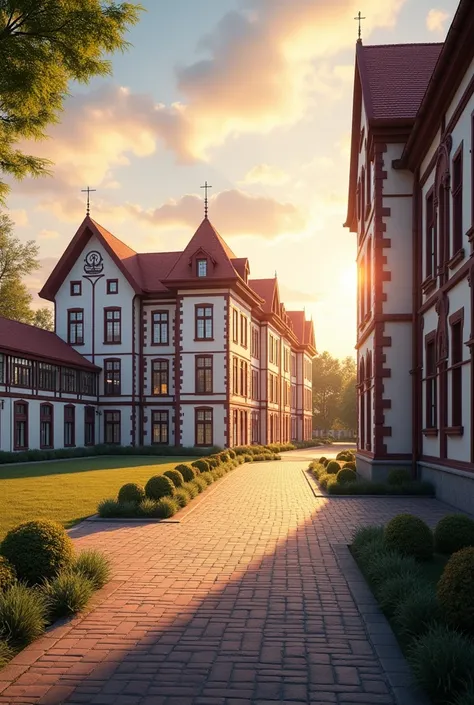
[425,332,438,431]
[104,358,121,396]
[70,281,82,297]
[195,407,213,447]
[104,410,121,445]
[151,410,169,445]
[195,355,213,394]
[106,279,119,295]
[84,406,95,446]
[452,143,464,255]
[39,402,54,449]
[425,188,436,279]
[67,309,84,346]
[151,358,169,396]
[449,309,464,431]
[14,401,28,451]
[195,303,214,341]
[196,258,208,277]
[240,314,248,348]
[151,310,169,346]
[64,404,75,448]
[103,307,121,344]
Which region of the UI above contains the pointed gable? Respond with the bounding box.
[249,278,277,313]
[165,219,238,283]
[287,311,305,344]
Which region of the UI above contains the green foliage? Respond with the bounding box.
[1,519,74,584]
[384,514,434,561]
[199,471,214,486]
[192,459,210,474]
[174,488,191,508]
[342,461,356,470]
[327,479,434,496]
[437,547,474,633]
[336,468,357,485]
[192,476,208,493]
[336,451,353,462]
[98,498,121,517]
[394,585,441,641]
[175,464,197,482]
[312,351,356,429]
[136,498,159,517]
[365,551,421,588]
[0,556,16,593]
[219,452,231,463]
[0,445,214,465]
[387,468,412,485]
[154,498,179,519]
[351,525,385,558]
[43,571,94,620]
[206,456,219,468]
[326,460,341,475]
[72,550,111,590]
[183,481,199,498]
[318,456,327,464]
[453,683,474,705]
[118,482,145,504]
[0,639,12,667]
[0,584,48,647]
[434,515,474,555]
[376,573,424,616]
[227,449,237,459]
[145,475,175,500]
[163,470,185,488]
[408,624,474,703]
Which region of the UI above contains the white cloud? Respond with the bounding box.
[8,209,28,227]
[240,164,290,186]
[426,8,450,33]
[38,229,60,240]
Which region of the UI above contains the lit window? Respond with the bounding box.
[197,259,207,277]
[107,279,118,294]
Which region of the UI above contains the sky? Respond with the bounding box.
[4,0,459,359]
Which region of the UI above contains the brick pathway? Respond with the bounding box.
[0,446,453,705]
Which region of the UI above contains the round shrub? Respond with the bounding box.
[336,468,357,485]
[394,585,441,641]
[408,623,474,703]
[0,557,16,593]
[228,449,237,459]
[342,461,356,470]
[376,573,424,616]
[192,459,210,474]
[387,468,411,485]
[384,514,433,561]
[2,519,74,585]
[44,571,94,620]
[319,456,327,465]
[118,483,145,504]
[0,584,48,646]
[207,456,219,468]
[175,464,197,482]
[219,452,231,463]
[145,475,175,500]
[437,547,474,632]
[72,550,111,590]
[174,488,191,508]
[163,470,185,488]
[336,451,352,461]
[434,514,474,555]
[326,460,341,475]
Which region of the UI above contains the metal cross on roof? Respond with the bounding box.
[354,10,366,41]
[81,186,96,216]
[200,181,212,219]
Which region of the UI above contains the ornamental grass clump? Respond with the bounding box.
[376,573,424,616]
[163,470,185,488]
[434,514,474,555]
[153,497,179,518]
[183,481,199,498]
[174,488,191,508]
[199,471,214,486]
[43,571,94,620]
[0,640,12,667]
[1,519,74,585]
[326,460,341,475]
[0,557,16,593]
[365,551,421,588]
[336,467,357,485]
[118,482,146,504]
[351,525,385,557]
[72,550,111,590]
[384,513,433,561]
[394,585,441,641]
[175,464,197,482]
[0,584,48,647]
[192,476,208,493]
[145,475,175,500]
[437,547,474,633]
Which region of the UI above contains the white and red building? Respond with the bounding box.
[345,0,474,511]
[0,216,315,452]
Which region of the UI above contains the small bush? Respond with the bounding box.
[219,452,231,463]
[342,461,356,470]
[44,571,94,620]
[394,585,441,641]
[175,464,197,482]
[437,547,474,633]
[163,470,185,488]
[352,526,385,557]
[384,514,433,561]
[319,473,334,490]
[192,459,210,474]
[376,573,424,616]
[227,449,237,459]
[319,456,327,465]
[154,497,179,518]
[200,471,214,486]
[326,460,341,474]
[336,451,353,461]
[97,498,120,517]
[1,519,74,585]
[73,550,111,590]
[193,476,208,493]
[387,468,411,485]
[434,514,474,555]
[365,551,421,588]
[174,488,191,508]
[207,456,219,469]
[118,483,145,504]
[0,557,16,593]
[337,468,357,485]
[0,639,12,667]
[183,481,199,498]
[145,475,175,500]
[0,584,48,647]
[408,623,474,702]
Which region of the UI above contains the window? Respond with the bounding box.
[291,384,296,407]
[452,148,463,254]
[61,368,77,393]
[269,335,275,364]
[451,316,463,428]
[107,279,118,294]
[232,356,238,394]
[196,356,213,393]
[152,311,169,345]
[11,357,32,387]
[251,327,259,359]
[152,359,169,395]
[104,359,121,396]
[40,404,53,449]
[284,348,290,373]
[195,408,213,446]
[240,315,248,348]
[239,360,247,397]
[197,259,207,277]
[64,405,75,447]
[152,411,169,445]
[361,166,366,224]
[426,337,437,429]
[232,309,239,343]
[38,363,57,391]
[291,353,296,377]
[195,305,213,340]
[0,354,4,384]
[251,412,260,444]
[14,402,28,450]
[240,410,247,446]
[70,281,82,296]
[104,410,121,444]
[68,309,84,345]
[80,371,96,396]
[251,369,259,400]
[104,308,121,344]
[426,191,436,278]
[84,406,95,446]
[366,238,372,316]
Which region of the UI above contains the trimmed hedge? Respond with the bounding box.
[434,514,474,555]
[326,460,341,475]
[387,468,411,485]
[145,475,175,500]
[192,459,210,474]
[336,468,357,485]
[174,464,197,482]
[118,483,145,504]
[384,514,433,561]
[0,557,16,593]
[327,479,434,496]
[163,469,185,488]
[437,547,474,633]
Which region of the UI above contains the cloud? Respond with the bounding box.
[38,229,60,240]
[240,164,290,185]
[426,8,450,33]
[128,189,306,238]
[24,257,58,301]
[7,209,28,227]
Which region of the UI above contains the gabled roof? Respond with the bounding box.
[249,278,277,314]
[231,257,249,281]
[287,310,305,343]
[0,317,99,370]
[135,252,181,293]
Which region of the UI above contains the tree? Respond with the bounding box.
[0,212,52,328]
[0,1,142,201]
[312,351,357,431]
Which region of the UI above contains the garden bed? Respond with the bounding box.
[351,513,474,705]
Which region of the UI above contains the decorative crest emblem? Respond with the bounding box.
[84,251,104,275]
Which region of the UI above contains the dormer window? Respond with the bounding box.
[197,259,207,277]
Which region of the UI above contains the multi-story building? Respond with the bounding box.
[345,0,474,511]
[0,215,315,452]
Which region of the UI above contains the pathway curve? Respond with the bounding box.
[0,446,453,704]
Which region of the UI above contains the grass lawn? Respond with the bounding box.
[0,456,196,539]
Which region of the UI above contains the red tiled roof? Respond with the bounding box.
[249,279,277,313]
[0,317,99,369]
[231,257,249,281]
[358,43,443,122]
[287,311,305,343]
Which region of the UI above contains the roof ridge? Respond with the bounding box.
[89,217,137,257]
[362,41,444,49]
